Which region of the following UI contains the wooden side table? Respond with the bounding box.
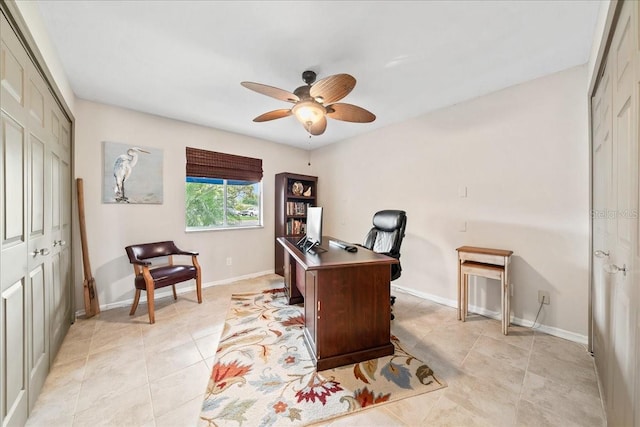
[456,246,513,335]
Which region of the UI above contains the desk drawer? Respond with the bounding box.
[459,252,506,266]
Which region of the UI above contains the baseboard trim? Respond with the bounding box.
[391,284,588,345]
[74,269,275,319]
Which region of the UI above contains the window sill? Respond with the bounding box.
[185,224,264,233]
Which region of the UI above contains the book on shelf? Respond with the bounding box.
[286,201,309,216]
[286,218,307,235]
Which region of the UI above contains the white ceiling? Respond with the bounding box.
[36,0,602,149]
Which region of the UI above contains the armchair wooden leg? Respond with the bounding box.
[193,255,202,304]
[172,285,177,300]
[147,284,155,324]
[130,289,141,316]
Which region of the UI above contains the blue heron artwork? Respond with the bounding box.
[102,141,163,204]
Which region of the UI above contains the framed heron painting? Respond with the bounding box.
[102,141,163,204]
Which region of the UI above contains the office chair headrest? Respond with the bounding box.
[372,210,406,232]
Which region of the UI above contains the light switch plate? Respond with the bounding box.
[458,185,467,198]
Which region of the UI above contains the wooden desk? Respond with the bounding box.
[456,246,513,335]
[277,236,398,370]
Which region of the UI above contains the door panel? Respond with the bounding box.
[0,37,26,114]
[28,79,44,130]
[2,280,27,426]
[3,115,24,242]
[30,135,45,237]
[28,264,48,410]
[50,252,63,349]
[51,152,60,232]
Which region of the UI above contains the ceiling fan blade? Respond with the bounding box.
[241,81,299,103]
[326,103,376,123]
[307,116,327,135]
[310,74,356,104]
[253,109,292,122]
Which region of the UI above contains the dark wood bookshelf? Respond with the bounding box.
[274,172,317,276]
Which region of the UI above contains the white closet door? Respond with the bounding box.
[1,8,74,424]
[1,11,30,426]
[591,1,639,425]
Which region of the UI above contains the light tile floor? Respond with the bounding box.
[26,274,605,426]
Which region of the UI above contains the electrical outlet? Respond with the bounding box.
[538,290,550,304]
[226,257,232,266]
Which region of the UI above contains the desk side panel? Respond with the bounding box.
[315,264,391,360]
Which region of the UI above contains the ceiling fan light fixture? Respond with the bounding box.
[242,71,374,137]
[292,100,325,125]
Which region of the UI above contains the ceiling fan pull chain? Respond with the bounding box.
[307,127,312,166]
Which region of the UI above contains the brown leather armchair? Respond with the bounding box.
[125,241,202,324]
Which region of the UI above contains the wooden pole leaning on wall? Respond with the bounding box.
[76,178,100,317]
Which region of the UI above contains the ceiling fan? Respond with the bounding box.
[241,70,376,136]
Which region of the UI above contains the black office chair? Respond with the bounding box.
[361,210,407,319]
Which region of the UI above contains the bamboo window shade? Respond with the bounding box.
[186,147,263,182]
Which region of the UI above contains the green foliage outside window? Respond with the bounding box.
[186,178,261,230]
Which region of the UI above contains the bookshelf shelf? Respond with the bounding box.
[275,172,317,276]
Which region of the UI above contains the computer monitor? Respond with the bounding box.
[305,206,323,250]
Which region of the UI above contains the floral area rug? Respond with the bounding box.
[199,288,446,426]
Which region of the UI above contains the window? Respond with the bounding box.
[185,148,263,231]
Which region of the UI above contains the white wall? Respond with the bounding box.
[73,99,312,310]
[14,1,76,113]
[312,65,590,340]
